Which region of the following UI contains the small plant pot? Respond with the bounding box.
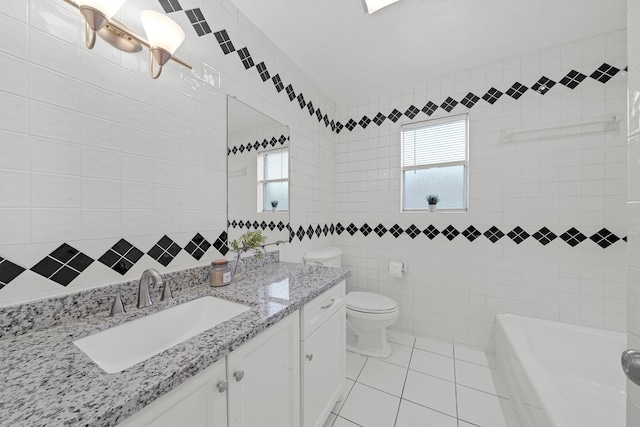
[272,207,278,213]
[428,204,437,212]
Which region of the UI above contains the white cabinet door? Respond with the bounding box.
[117,358,228,427]
[227,311,300,427]
[301,305,346,427]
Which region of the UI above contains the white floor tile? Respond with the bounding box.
[458,421,479,427]
[454,346,496,368]
[333,417,361,427]
[323,413,337,427]
[402,370,457,418]
[414,336,454,357]
[457,385,514,427]
[395,399,457,427]
[455,359,508,398]
[346,350,368,380]
[409,348,455,382]
[339,383,400,427]
[387,329,416,347]
[381,342,412,368]
[333,379,356,414]
[358,358,408,397]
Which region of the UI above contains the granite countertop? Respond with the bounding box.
[0,261,350,427]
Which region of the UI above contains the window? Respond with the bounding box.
[401,114,468,211]
[257,149,289,212]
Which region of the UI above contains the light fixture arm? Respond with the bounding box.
[61,0,192,75]
[149,47,172,79]
[78,5,108,49]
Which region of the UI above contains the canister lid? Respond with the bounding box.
[303,246,343,261]
[212,259,229,265]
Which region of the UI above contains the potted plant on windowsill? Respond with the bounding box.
[229,230,266,281]
[426,194,439,212]
[271,200,279,212]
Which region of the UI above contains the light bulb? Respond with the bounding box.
[141,10,185,55]
[77,0,125,19]
[362,0,400,14]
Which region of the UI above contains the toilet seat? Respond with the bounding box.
[345,292,397,314]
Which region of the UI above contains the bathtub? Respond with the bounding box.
[495,314,626,427]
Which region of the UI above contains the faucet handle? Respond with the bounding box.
[160,280,173,302]
[94,293,126,317]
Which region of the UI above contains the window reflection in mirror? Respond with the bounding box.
[227,97,290,244]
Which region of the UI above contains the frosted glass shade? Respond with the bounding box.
[141,10,185,54]
[77,0,125,19]
[363,0,400,14]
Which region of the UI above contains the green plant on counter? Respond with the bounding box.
[271,200,279,208]
[229,230,266,280]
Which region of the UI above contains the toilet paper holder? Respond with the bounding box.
[389,261,406,272]
[388,261,406,275]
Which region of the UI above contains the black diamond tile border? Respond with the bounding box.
[98,239,144,275]
[185,8,211,36]
[159,0,183,13]
[560,227,587,247]
[590,228,621,249]
[204,23,625,138]
[462,226,481,242]
[147,235,182,267]
[227,134,289,156]
[31,244,94,286]
[483,87,503,104]
[184,233,213,261]
[590,63,620,84]
[532,76,556,95]
[506,82,528,100]
[0,257,25,288]
[559,70,587,89]
[507,227,530,244]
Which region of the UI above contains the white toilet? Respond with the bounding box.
[303,247,399,358]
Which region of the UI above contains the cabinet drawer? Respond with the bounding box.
[301,281,345,339]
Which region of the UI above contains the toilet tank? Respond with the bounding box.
[303,247,343,268]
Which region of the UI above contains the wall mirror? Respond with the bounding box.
[227,96,290,245]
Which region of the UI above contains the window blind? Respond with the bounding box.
[402,117,466,167]
[264,151,289,180]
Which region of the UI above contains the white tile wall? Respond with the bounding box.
[629,0,640,424]
[336,30,628,350]
[0,0,336,305]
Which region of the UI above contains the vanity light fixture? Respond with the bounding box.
[361,0,401,14]
[62,0,191,79]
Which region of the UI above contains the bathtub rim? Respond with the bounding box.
[495,313,626,427]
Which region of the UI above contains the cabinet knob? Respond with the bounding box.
[306,353,313,361]
[216,380,228,393]
[233,370,245,382]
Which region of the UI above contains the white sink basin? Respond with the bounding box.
[74,296,250,373]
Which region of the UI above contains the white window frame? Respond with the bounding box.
[257,148,289,213]
[400,113,469,212]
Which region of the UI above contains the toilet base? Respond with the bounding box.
[347,342,393,358]
[346,325,394,358]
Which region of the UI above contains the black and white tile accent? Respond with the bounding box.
[31,244,94,286]
[157,2,624,139]
[230,220,626,250]
[98,239,144,275]
[227,134,289,156]
[0,231,229,288]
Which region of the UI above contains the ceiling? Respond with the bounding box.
[231,0,626,104]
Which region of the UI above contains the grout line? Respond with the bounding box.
[453,345,460,423]
[393,343,415,426]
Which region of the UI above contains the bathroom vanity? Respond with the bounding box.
[0,258,349,427]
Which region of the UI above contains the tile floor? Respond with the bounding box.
[324,331,518,427]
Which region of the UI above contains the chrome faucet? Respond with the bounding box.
[137,269,172,308]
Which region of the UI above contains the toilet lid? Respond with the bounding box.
[345,292,397,313]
